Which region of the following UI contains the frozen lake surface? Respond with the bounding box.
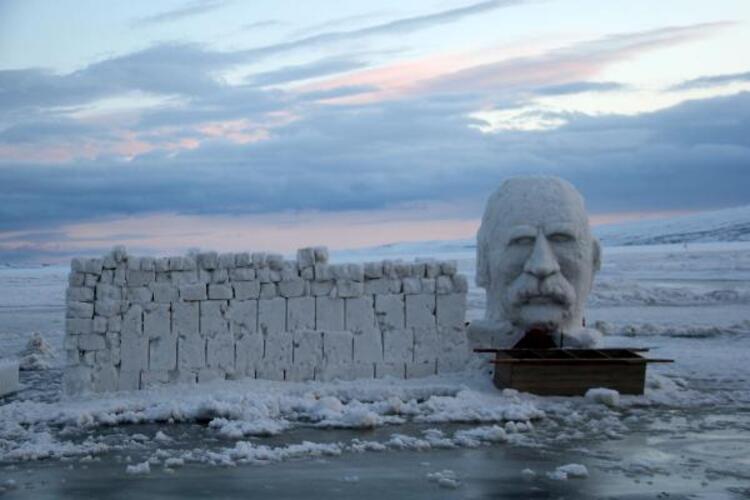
[1,242,750,499]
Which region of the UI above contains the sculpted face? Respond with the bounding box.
[477,177,600,333]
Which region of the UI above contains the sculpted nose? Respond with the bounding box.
[524,233,560,280]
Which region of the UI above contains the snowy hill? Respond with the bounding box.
[594,205,750,246]
[334,205,750,259]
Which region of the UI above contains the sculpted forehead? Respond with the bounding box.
[482,176,590,239]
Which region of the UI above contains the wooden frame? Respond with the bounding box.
[474,348,673,396]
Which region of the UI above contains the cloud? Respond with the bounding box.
[1,91,749,234]
[0,118,107,144]
[287,11,393,38]
[670,70,750,91]
[532,81,627,95]
[240,20,284,31]
[0,44,244,119]
[247,57,369,87]
[232,0,528,60]
[0,0,527,122]
[132,0,228,27]
[297,85,381,101]
[0,18,733,168]
[421,22,731,95]
[294,21,729,107]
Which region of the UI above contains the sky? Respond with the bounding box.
[1,0,749,263]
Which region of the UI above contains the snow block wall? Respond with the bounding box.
[62,246,469,394]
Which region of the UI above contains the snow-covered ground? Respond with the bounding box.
[1,221,750,497]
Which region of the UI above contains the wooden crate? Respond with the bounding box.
[475,348,672,396]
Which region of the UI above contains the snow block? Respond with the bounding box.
[120,305,148,378]
[296,247,316,269]
[287,297,315,331]
[353,328,383,363]
[406,360,436,379]
[208,284,233,300]
[311,280,334,296]
[93,364,118,392]
[375,294,405,331]
[260,283,277,299]
[316,297,344,331]
[413,327,439,363]
[228,300,257,335]
[279,279,306,298]
[180,284,207,301]
[256,362,286,381]
[259,298,286,335]
[235,332,262,376]
[144,304,170,339]
[317,361,354,382]
[206,332,235,373]
[436,293,469,372]
[233,281,260,300]
[67,301,94,319]
[287,363,316,382]
[151,283,178,303]
[264,331,293,366]
[406,294,435,329]
[292,330,323,365]
[141,370,170,389]
[336,280,363,298]
[200,301,228,338]
[375,361,405,379]
[63,365,92,395]
[178,335,205,371]
[323,331,353,365]
[149,334,177,371]
[364,278,390,295]
[383,329,414,362]
[345,296,375,332]
[67,287,94,302]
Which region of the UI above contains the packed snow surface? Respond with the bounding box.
[596,204,750,246]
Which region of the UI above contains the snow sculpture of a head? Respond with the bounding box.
[476,176,601,336]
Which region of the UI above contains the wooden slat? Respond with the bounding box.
[491,358,673,364]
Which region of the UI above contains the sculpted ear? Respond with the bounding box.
[592,238,602,273]
[476,240,490,287]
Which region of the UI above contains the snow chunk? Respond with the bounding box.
[547,463,589,480]
[427,469,461,489]
[585,388,620,407]
[126,461,151,475]
[227,440,342,465]
[18,332,56,370]
[521,468,536,480]
[453,425,508,447]
[154,430,172,443]
[562,328,602,348]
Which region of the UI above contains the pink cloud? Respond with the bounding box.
[297,22,731,105]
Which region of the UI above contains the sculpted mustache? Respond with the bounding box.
[508,274,576,307]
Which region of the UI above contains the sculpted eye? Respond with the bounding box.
[509,236,535,246]
[548,232,574,243]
